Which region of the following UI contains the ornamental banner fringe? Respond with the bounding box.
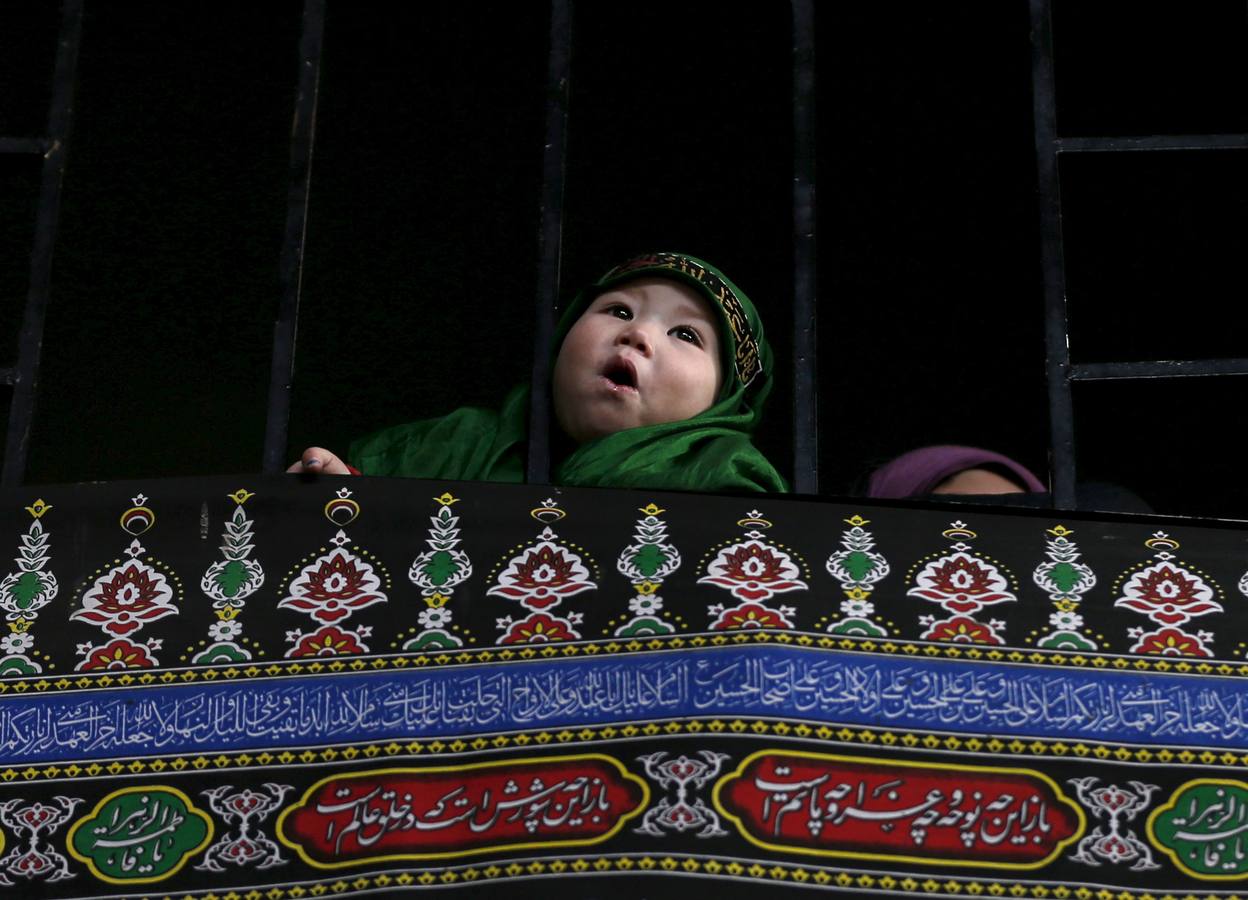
[1,476,1248,897]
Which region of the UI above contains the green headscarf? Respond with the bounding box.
[350,252,788,493]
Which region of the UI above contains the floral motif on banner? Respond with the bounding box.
[490,499,597,645]
[701,541,806,603]
[823,515,891,638]
[911,522,1015,646]
[0,795,81,884]
[72,496,181,671]
[1067,777,1159,871]
[404,492,472,650]
[196,489,264,664]
[707,602,795,631]
[279,488,389,659]
[77,637,161,671]
[701,510,808,633]
[1114,532,1222,659]
[1116,562,1220,626]
[287,624,372,657]
[1033,525,1099,651]
[498,611,581,644]
[75,561,175,637]
[0,499,58,675]
[612,503,681,637]
[635,751,729,838]
[919,614,1003,645]
[908,552,1015,614]
[1128,625,1212,658]
[197,783,291,872]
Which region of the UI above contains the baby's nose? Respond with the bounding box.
[617,325,653,355]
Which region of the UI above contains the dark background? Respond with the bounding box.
[1,2,1245,518]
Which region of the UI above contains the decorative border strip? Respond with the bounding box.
[86,854,1248,899]
[6,628,1248,694]
[5,715,1246,786]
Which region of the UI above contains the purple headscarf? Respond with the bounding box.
[866,445,1047,499]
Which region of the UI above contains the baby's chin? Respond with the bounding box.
[553,403,642,445]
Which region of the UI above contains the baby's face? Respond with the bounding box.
[553,278,723,444]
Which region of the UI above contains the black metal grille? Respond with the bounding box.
[4,0,1242,507]
[0,0,84,488]
[1028,0,1248,510]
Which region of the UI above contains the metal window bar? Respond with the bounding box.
[0,0,86,488]
[261,0,327,474]
[1029,0,1248,510]
[791,0,818,494]
[525,0,573,486]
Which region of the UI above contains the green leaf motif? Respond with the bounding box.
[213,560,251,598]
[827,617,887,638]
[1047,561,1082,593]
[404,630,462,650]
[422,550,459,586]
[0,655,39,676]
[630,544,668,578]
[615,616,675,637]
[192,642,250,665]
[8,571,44,610]
[1036,630,1096,651]
[841,551,876,582]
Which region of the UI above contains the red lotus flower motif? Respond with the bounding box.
[222,838,265,864]
[225,791,267,816]
[288,624,369,657]
[11,850,55,876]
[907,552,1016,614]
[1115,562,1220,626]
[698,540,807,602]
[75,637,157,671]
[920,615,1003,645]
[709,601,794,631]
[488,541,595,611]
[1092,833,1139,864]
[72,562,176,636]
[499,612,580,644]
[1089,787,1130,812]
[16,804,56,829]
[279,549,385,624]
[1129,626,1211,658]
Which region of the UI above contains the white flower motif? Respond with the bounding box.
[628,594,664,616]
[840,598,875,618]
[1048,609,1083,631]
[418,607,452,629]
[0,632,34,655]
[208,619,242,641]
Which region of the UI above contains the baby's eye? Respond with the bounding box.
[605,304,632,320]
[670,325,702,346]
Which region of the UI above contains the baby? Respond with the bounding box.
[290,252,787,493]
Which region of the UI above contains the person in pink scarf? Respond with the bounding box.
[866,445,1046,499]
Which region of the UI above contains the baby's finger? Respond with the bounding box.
[288,447,350,474]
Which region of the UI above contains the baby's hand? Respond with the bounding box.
[287,447,351,475]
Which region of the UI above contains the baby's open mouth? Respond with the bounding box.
[601,360,638,391]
